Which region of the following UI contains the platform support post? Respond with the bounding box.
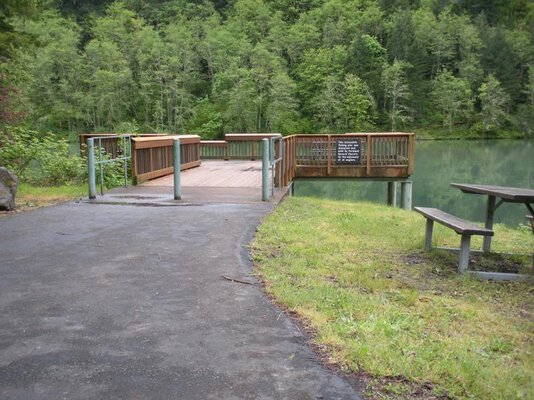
[387,181,397,207]
[401,181,412,210]
[87,138,96,199]
[262,139,269,201]
[173,139,181,200]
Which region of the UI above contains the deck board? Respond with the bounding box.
[142,160,265,188]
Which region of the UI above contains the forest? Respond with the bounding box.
[1,0,533,138]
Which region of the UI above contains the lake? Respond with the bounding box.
[293,139,534,227]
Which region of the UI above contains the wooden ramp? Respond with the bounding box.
[97,159,288,205]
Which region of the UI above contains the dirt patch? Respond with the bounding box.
[468,252,529,274]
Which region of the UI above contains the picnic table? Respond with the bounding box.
[450,183,534,253]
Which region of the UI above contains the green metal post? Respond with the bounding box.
[262,138,269,201]
[401,181,412,210]
[87,138,96,199]
[173,138,181,200]
[387,181,397,207]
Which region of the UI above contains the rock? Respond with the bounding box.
[0,167,18,211]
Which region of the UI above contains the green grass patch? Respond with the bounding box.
[14,183,86,210]
[251,197,534,400]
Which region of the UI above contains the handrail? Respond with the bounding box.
[199,132,414,189]
[87,134,131,198]
[131,135,201,184]
[290,133,414,178]
[79,133,167,157]
[200,133,282,160]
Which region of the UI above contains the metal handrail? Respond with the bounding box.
[269,135,283,197]
[87,134,132,198]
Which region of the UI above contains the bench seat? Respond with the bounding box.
[414,207,494,236]
[414,207,494,274]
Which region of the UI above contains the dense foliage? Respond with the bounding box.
[0,127,84,185]
[1,0,533,137]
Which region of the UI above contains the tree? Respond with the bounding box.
[431,70,473,130]
[0,0,36,59]
[478,74,510,133]
[312,74,345,131]
[21,11,84,131]
[382,60,412,131]
[350,34,387,103]
[212,63,257,132]
[84,38,133,130]
[266,71,299,132]
[343,74,375,131]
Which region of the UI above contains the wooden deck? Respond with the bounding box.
[102,160,285,205]
[142,160,264,188]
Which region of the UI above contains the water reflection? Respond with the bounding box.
[293,139,534,227]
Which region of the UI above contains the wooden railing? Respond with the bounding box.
[126,132,413,186]
[278,135,297,187]
[200,133,281,160]
[199,132,414,188]
[290,133,414,179]
[131,135,201,184]
[79,133,166,157]
[200,141,228,159]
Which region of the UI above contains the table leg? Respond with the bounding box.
[482,195,495,253]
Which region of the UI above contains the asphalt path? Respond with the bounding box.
[0,201,361,399]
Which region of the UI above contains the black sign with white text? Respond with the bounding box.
[336,139,362,164]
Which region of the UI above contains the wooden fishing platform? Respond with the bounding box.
[81,132,415,204]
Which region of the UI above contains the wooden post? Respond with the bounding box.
[326,135,331,176]
[366,134,372,176]
[131,139,138,185]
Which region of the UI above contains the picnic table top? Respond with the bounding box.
[450,183,534,202]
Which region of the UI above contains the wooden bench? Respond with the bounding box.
[414,207,494,273]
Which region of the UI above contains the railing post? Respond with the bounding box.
[262,138,269,201]
[173,138,181,200]
[401,181,412,210]
[277,136,283,188]
[87,138,96,199]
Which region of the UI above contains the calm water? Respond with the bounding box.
[293,139,534,227]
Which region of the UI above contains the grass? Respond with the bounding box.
[0,183,86,215]
[251,197,534,400]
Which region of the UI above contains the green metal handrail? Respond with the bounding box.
[87,135,131,199]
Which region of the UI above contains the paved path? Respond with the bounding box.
[0,201,361,399]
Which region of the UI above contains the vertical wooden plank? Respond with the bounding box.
[326,135,331,175]
[131,139,138,184]
[366,134,372,176]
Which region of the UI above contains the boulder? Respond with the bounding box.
[0,167,18,211]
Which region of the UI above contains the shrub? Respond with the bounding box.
[0,126,84,185]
